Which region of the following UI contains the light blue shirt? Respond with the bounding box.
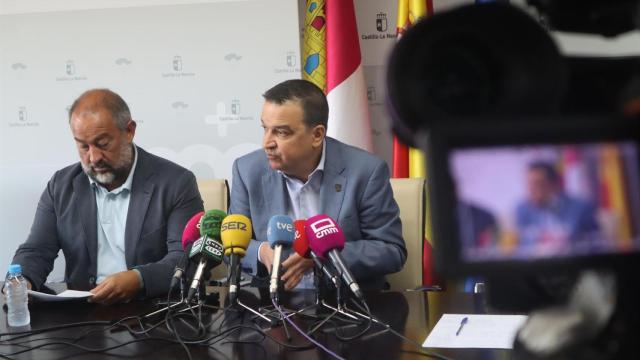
[274,141,326,289]
[90,146,138,284]
[281,141,325,221]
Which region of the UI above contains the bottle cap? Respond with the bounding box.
[8,264,22,275]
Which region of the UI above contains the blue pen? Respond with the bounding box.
[456,317,468,336]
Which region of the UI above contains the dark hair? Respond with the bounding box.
[262,79,329,129]
[528,161,561,184]
[68,89,132,131]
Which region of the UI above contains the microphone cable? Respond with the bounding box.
[270,297,345,360]
[0,290,452,360]
[0,301,317,359]
[0,320,112,341]
[347,298,456,360]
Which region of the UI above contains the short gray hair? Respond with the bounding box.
[68,88,131,131]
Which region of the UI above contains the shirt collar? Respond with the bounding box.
[89,144,138,194]
[280,139,326,184]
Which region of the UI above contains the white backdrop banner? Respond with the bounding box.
[0,0,301,280]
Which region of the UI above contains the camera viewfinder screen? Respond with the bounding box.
[450,142,640,262]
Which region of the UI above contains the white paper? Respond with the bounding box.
[28,289,93,302]
[423,314,528,349]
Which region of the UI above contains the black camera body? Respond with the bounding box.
[386,3,640,357]
[387,2,640,279]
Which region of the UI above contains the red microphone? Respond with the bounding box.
[293,219,337,285]
[171,211,204,289]
[182,211,204,249]
[293,220,311,257]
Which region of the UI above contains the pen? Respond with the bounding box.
[456,317,468,336]
[406,285,443,292]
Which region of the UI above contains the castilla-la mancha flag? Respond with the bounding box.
[302,0,373,152]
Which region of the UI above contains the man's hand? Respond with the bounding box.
[89,270,141,305]
[259,243,275,273]
[280,253,314,290]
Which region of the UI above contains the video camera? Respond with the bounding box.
[386,2,640,358]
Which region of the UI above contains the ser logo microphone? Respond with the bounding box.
[221,221,248,231]
[309,218,339,238]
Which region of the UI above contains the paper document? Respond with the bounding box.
[423,314,528,349]
[28,289,93,302]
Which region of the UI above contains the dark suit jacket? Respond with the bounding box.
[12,146,204,298]
[229,137,406,290]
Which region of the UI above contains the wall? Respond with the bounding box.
[0,0,300,280]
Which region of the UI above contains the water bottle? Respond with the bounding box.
[4,264,30,327]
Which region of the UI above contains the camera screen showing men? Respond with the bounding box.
[10,89,203,305]
[450,143,640,262]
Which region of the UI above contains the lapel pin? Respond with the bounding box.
[335,184,342,192]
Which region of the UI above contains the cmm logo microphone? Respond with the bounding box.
[309,217,339,238]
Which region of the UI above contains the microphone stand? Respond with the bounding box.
[145,277,203,319]
[257,290,293,341]
[276,267,337,320]
[229,261,274,324]
[308,277,357,335]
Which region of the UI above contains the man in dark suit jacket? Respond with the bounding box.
[11,89,203,304]
[230,79,406,291]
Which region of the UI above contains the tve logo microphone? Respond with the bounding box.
[267,221,293,236]
[277,221,293,231]
[309,217,339,238]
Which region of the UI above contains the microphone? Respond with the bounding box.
[200,209,227,239]
[220,214,252,303]
[305,214,364,300]
[267,215,295,298]
[293,219,337,285]
[186,210,226,302]
[171,211,204,290]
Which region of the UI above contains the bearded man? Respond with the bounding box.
[10,89,203,304]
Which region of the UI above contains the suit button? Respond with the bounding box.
[89,276,96,285]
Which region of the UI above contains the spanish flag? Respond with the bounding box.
[393,0,437,286]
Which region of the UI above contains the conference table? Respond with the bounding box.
[1,284,512,360]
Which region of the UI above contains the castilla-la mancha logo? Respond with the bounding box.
[56,59,87,81]
[231,99,241,115]
[172,56,182,72]
[205,100,254,137]
[18,107,27,122]
[362,12,395,41]
[286,51,296,68]
[9,106,39,127]
[274,51,300,74]
[162,55,195,78]
[376,13,388,32]
[367,87,376,102]
[66,60,75,75]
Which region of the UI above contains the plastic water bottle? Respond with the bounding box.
[4,264,30,327]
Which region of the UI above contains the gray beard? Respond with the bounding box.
[81,143,134,188]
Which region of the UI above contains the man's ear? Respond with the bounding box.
[311,125,326,147]
[126,120,137,142]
